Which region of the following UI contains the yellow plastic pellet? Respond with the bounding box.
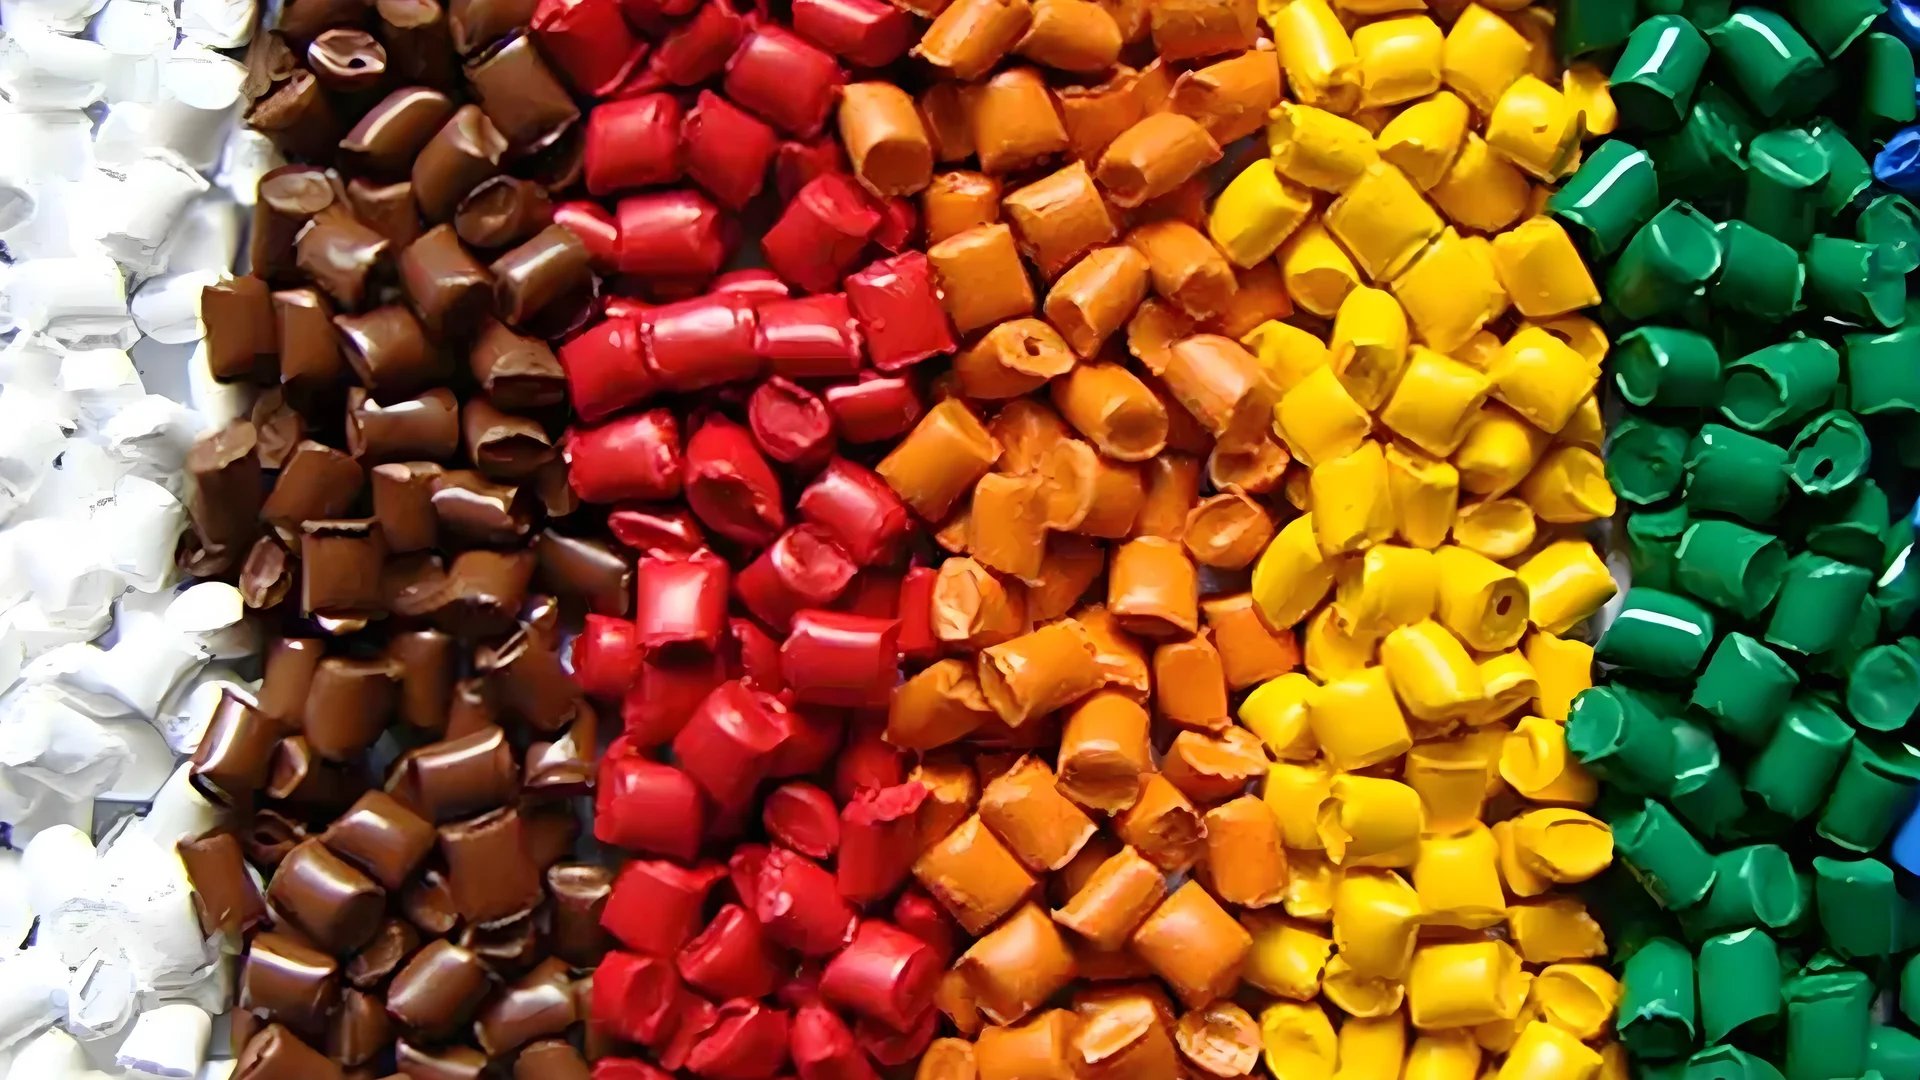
[1404,740,1494,834]
[1475,649,1541,722]
[1240,672,1322,761]
[1379,346,1493,457]
[1310,440,1394,554]
[1506,897,1607,963]
[1531,963,1620,1041]
[1500,715,1598,806]
[1516,540,1617,635]
[1490,327,1601,434]
[1451,496,1538,562]
[1260,1001,1339,1080]
[1377,91,1471,191]
[1455,403,1552,497]
[1335,1013,1407,1078]
[1492,817,1551,898]
[1391,228,1504,353]
[1431,134,1531,234]
[1380,619,1485,725]
[1440,3,1533,113]
[1519,445,1616,524]
[1275,365,1373,468]
[1406,940,1531,1029]
[1326,162,1445,281]
[1322,955,1408,1018]
[1306,665,1413,771]
[1431,544,1530,653]
[1384,443,1461,552]
[1245,318,1333,392]
[1209,159,1315,268]
[1334,543,1438,635]
[1316,775,1424,867]
[1269,103,1382,193]
[1304,604,1380,682]
[1486,75,1584,182]
[1493,217,1602,317]
[1265,758,1336,850]
[1330,868,1422,980]
[1252,513,1339,629]
[1280,219,1365,318]
[1329,287,1411,410]
[1510,807,1614,883]
[1597,1042,1631,1080]
[1270,0,1362,116]
[1353,16,1444,109]
[1563,63,1618,136]
[1244,912,1335,1000]
[1507,3,1558,82]
[1456,329,1505,372]
[1406,1032,1483,1080]
[1285,849,1340,921]
[1523,631,1593,723]
[1411,824,1507,929]
[1534,314,1609,367]
[1496,1022,1603,1080]
[1560,393,1605,450]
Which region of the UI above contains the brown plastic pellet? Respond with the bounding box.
[1045,246,1152,360]
[1057,67,1146,165]
[932,556,1029,649]
[1106,535,1198,638]
[1055,690,1152,812]
[1050,361,1169,463]
[929,223,1037,334]
[977,753,1100,871]
[925,171,1004,244]
[1075,456,1146,540]
[880,398,1005,521]
[1152,633,1231,731]
[840,82,936,197]
[1146,0,1257,61]
[1129,881,1252,1008]
[1015,0,1123,73]
[1161,726,1269,803]
[1113,773,1205,872]
[923,83,977,161]
[966,67,1070,175]
[1201,591,1300,689]
[1174,1002,1263,1078]
[1026,535,1105,621]
[975,1009,1077,1080]
[1182,489,1276,569]
[957,903,1080,1024]
[1159,334,1275,441]
[1095,114,1222,209]
[1169,49,1282,144]
[1003,163,1119,280]
[1132,452,1203,542]
[914,753,984,851]
[1074,604,1151,697]
[1200,794,1289,908]
[890,658,998,751]
[969,471,1050,582]
[916,0,1033,80]
[954,319,1079,401]
[1125,297,1196,376]
[990,398,1077,475]
[1071,990,1181,1078]
[1125,220,1236,320]
[1050,843,1165,949]
[914,814,1039,934]
[918,1037,981,1080]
